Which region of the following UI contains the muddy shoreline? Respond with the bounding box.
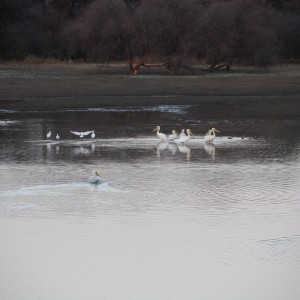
[0,63,299,121]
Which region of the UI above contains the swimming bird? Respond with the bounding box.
[168,130,178,142]
[153,126,167,141]
[70,131,94,138]
[88,171,102,184]
[56,134,60,140]
[175,129,192,145]
[47,131,51,139]
[204,128,220,144]
[91,131,95,139]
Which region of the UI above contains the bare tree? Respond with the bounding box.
[197,1,280,69]
[1,0,299,70]
[275,12,300,60]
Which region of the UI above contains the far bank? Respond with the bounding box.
[0,63,299,121]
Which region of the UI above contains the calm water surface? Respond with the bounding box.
[0,105,300,300]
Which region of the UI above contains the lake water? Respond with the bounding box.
[0,105,299,300]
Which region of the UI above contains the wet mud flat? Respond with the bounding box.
[0,63,299,121]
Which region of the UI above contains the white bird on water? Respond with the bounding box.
[168,130,178,142]
[179,129,186,137]
[56,134,60,140]
[88,171,102,184]
[70,131,94,138]
[91,131,95,139]
[153,126,167,142]
[204,128,220,144]
[46,131,51,139]
[175,129,193,145]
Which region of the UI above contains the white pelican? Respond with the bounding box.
[168,130,178,142]
[153,126,167,141]
[175,129,192,145]
[56,134,60,140]
[91,131,95,139]
[204,128,220,144]
[88,171,102,184]
[47,131,51,138]
[70,131,94,138]
[179,129,186,137]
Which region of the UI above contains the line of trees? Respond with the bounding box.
[0,0,300,74]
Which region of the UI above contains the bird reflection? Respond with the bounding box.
[46,143,52,152]
[91,142,95,152]
[156,141,192,159]
[178,144,191,160]
[55,145,60,154]
[73,146,92,156]
[204,143,216,160]
[156,141,169,157]
[168,142,178,155]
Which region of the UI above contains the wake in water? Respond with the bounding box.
[2,181,120,198]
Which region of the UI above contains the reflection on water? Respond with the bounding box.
[0,106,300,300]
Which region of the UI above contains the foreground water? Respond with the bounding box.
[0,105,300,300]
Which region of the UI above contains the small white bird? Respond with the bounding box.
[88,171,102,184]
[56,134,60,140]
[70,131,94,138]
[204,128,220,144]
[153,126,167,141]
[46,131,51,139]
[91,131,95,139]
[175,129,193,145]
[168,130,178,142]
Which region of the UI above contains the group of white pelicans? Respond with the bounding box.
[46,126,220,144]
[153,125,220,144]
[46,126,220,185]
[88,126,220,185]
